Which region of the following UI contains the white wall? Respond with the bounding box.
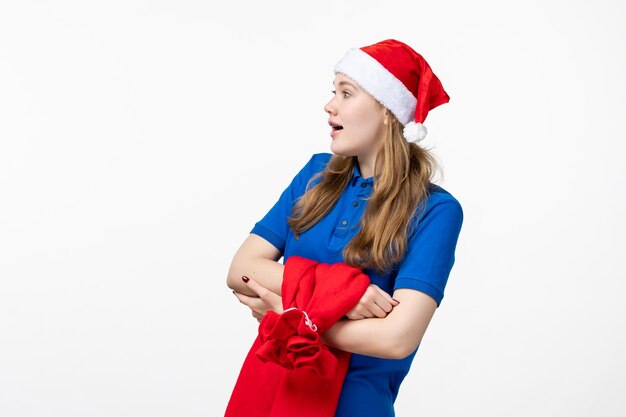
[1,1,624,416]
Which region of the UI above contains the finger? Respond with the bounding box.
[367,300,389,318]
[234,291,257,306]
[374,286,400,307]
[355,287,387,317]
[242,276,272,301]
[243,276,283,312]
[345,311,366,320]
[235,293,267,315]
[372,292,395,314]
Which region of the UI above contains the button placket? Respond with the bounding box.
[329,181,368,250]
[357,188,370,199]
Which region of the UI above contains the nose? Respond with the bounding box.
[324,97,337,115]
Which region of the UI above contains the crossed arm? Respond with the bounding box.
[226,234,438,360]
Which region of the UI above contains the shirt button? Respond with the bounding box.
[341,220,348,226]
[352,201,358,207]
[361,182,368,188]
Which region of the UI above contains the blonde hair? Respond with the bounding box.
[287,114,440,274]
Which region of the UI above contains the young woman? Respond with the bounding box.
[227,39,463,417]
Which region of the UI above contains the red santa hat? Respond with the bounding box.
[334,39,450,143]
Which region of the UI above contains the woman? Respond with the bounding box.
[227,39,463,417]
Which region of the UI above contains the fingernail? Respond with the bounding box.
[392,298,400,303]
[242,276,250,283]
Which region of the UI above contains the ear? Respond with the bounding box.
[383,109,389,125]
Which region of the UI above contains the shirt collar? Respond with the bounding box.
[352,161,375,186]
[351,160,437,191]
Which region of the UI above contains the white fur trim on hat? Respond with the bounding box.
[334,48,416,126]
[403,122,427,142]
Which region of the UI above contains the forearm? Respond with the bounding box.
[321,289,437,360]
[321,316,405,360]
[227,255,284,297]
[226,233,285,296]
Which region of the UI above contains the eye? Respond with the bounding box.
[330,90,351,98]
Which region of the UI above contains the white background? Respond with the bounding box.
[1,1,625,416]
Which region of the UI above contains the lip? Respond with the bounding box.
[330,128,342,138]
[328,119,343,138]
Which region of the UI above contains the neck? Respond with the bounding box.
[357,156,375,179]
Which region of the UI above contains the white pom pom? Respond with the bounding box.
[403,122,427,143]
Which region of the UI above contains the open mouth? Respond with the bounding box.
[329,121,344,131]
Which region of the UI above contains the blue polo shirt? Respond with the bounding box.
[250,152,463,417]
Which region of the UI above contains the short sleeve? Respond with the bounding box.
[250,153,331,253]
[393,192,464,307]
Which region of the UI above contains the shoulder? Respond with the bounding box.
[296,152,333,182]
[426,183,462,213]
[281,153,333,195]
[409,183,463,235]
[307,152,333,173]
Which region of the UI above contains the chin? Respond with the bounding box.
[330,142,354,157]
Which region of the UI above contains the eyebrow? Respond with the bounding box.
[334,80,357,88]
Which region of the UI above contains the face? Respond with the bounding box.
[324,73,388,160]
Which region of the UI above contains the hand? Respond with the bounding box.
[344,284,399,320]
[232,276,283,323]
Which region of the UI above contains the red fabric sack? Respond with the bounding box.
[224,255,370,417]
